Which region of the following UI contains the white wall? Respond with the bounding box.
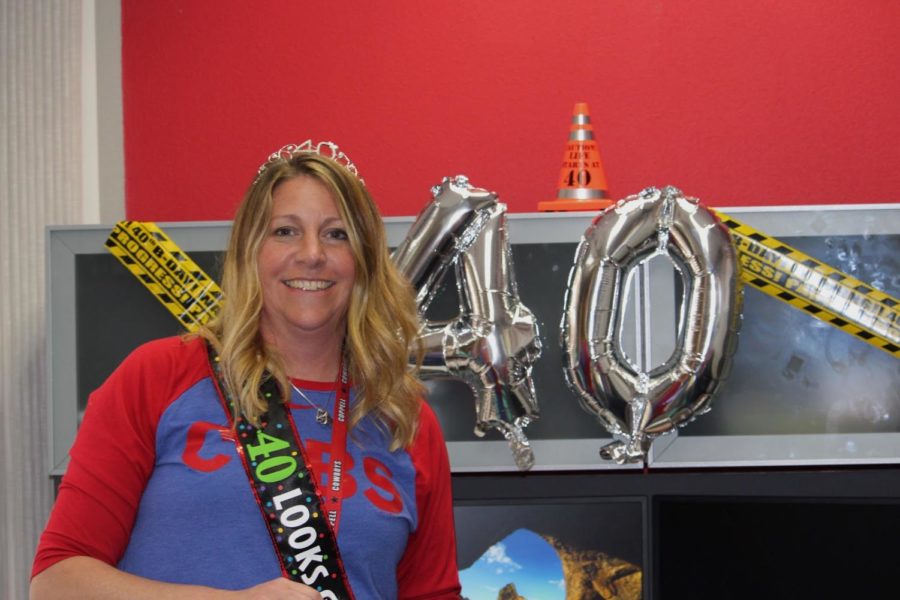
[0,1,122,597]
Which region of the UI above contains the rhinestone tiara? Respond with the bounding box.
[255,140,362,182]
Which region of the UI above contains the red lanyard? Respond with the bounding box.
[291,357,350,537]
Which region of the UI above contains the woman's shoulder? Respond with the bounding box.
[404,398,453,495]
[125,334,207,362]
[410,398,450,450]
[81,336,212,450]
[108,335,210,389]
[414,397,439,427]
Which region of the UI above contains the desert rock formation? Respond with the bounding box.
[544,535,642,600]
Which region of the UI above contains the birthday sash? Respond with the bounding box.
[206,346,354,599]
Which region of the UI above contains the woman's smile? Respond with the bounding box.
[283,278,335,291]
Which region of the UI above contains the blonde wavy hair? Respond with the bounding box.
[198,151,424,449]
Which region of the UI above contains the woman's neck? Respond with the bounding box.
[274,335,344,382]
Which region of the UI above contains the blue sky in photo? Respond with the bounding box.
[459,528,566,600]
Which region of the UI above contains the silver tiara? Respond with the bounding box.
[255,140,362,182]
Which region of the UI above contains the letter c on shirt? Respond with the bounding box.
[182,421,232,472]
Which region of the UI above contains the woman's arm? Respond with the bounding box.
[396,402,462,599]
[33,340,194,578]
[31,556,323,600]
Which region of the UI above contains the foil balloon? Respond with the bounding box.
[393,176,542,470]
[561,186,742,464]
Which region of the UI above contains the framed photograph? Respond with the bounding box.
[455,497,646,600]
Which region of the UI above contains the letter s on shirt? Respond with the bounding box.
[363,457,402,513]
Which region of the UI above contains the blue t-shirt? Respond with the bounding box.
[33,337,461,598]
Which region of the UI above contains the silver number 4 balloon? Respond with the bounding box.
[393,176,542,471]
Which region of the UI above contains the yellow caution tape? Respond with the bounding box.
[716,212,899,359]
[105,216,898,359]
[105,221,223,332]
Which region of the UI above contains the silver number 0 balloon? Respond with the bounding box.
[393,176,542,470]
[561,186,743,463]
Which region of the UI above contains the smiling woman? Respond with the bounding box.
[31,142,462,599]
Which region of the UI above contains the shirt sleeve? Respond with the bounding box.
[31,337,207,578]
[396,400,462,599]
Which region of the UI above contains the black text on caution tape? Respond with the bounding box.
[716,212,899,359]
[105,221,223,331]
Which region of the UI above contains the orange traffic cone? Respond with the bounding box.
[538,102,612,212]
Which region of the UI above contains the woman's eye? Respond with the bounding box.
[326,228,349,241]
[273,226,295,237]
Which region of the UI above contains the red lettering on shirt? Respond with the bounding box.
[182,421,231,472]
[363,457,403,514]
[182,424,404,514]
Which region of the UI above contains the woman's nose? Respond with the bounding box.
[295,234,326,265]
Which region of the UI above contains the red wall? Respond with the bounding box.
[122,0,900,221]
